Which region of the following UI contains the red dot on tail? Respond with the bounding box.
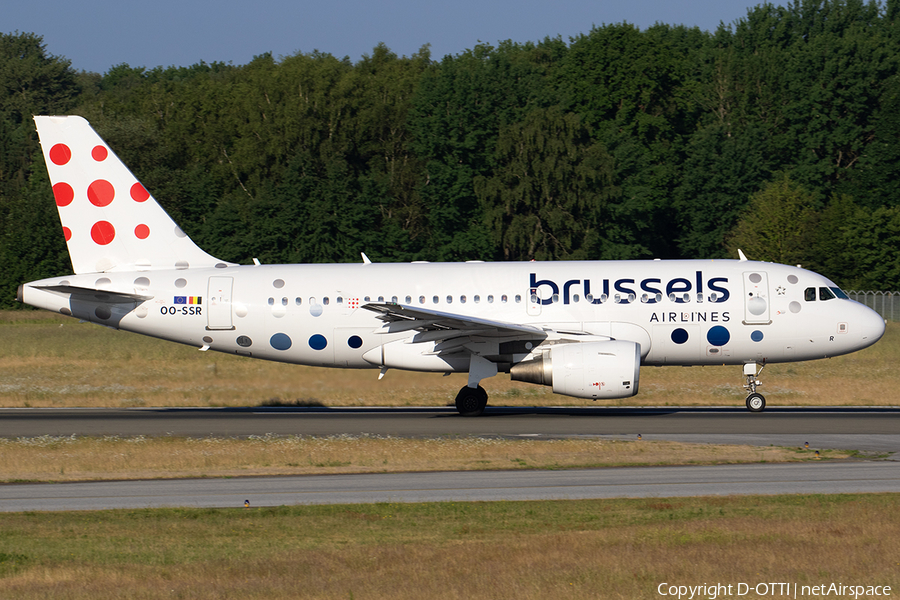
[87,180,115,207]
[134,224,150,239]
[92,146,108,161]
[49,144,71,166]
[91,221,116,245]
[130,182,150,202]
[63,226,72,241]
[53,182,74,207]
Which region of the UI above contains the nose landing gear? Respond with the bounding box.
[743,362,766,412]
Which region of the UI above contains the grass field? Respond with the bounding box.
[0,313,896,598]
[0,310,896,409]
[0,434,849,483]
[0,494,897,599]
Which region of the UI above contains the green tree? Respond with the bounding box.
[409,40,562,260]
[835,204,900,289]
[727,174,818,264]
[474,108,616,260]
[556,23,708,257]
[0,32,79,308]
[674,123,772,258]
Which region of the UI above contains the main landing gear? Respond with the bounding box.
[455,385,488,417]
[743,362,766,413]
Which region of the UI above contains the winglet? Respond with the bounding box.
[361,252,372,265]
[738,249,748,262]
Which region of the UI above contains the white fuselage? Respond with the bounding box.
[21,258,886,374]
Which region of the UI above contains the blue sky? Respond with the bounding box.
[8,0,762,73]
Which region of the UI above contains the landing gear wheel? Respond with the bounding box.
[455,385,488,417]
[746,393,766,413]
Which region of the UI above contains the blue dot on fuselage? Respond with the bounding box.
[707,326,730,347]
[751,330,764,342]
[672,327,688,344]
[348,335,363,349]
[671,328,689,344]
[309,334,327,350]
[270,333,292,351]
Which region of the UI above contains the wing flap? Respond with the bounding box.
[362,303,544,337]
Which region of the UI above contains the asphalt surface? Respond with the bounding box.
[2,462,899,512]
[3,406,898,511]
[1,406,899,452]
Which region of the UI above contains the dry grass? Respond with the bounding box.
[0,311,897,409]
[0,495,897,599]
[0,435,843,483]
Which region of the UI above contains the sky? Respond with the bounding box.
[7,0,763,74]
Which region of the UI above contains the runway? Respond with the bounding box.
[1,406,899,452]
[3,406,898,511]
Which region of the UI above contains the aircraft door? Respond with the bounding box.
[207,276,234,330]
[527,286,542,316]
[742,271,771,324]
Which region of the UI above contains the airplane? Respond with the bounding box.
[16,115,887,415]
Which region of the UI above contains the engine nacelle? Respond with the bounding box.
[510,340,641,399]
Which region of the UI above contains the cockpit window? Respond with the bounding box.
[819,287,836,301]
[830,287,849,299]
[804,287,816,302]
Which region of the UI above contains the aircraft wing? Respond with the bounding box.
[362,303,546,343]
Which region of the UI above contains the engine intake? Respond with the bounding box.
[510,340,641,399]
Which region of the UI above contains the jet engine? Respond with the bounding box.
[510,340,641,399]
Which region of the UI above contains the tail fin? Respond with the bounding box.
[34,115,231,274]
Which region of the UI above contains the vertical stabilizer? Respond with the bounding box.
[34,115,230,274]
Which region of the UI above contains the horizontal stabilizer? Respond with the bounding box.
[33,284,154,304]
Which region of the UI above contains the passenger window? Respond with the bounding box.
[487,295,494,303]
[804,288,817,302]
[446,295,452,304]
[516,294,522,303]
[460,295,466,304]
[377,296,384,302]
[501,295,508,303]
[337,297,343,304]
[418,296,425,304]
[433,296,439,304]
[819,287,836,301]
[474,295,480,303]
[405,296,411,304]
[322,297,329,305]
[267,297,274,306]
[295,297,302,305]
[391,296,398,303]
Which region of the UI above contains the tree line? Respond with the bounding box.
[2,0,900,309]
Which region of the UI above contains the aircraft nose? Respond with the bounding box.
[853,302,886,350]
